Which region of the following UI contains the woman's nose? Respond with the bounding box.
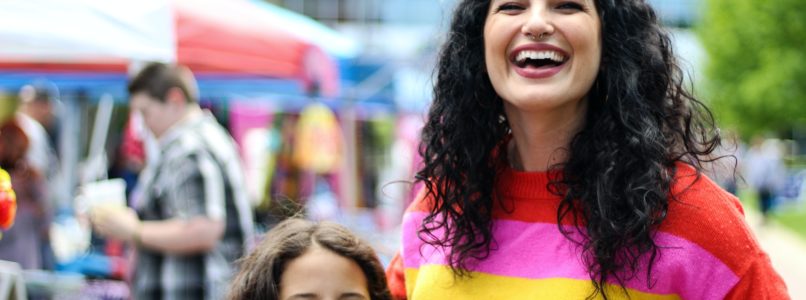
[521,6,555,39]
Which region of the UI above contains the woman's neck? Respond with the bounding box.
[504,101,587,172]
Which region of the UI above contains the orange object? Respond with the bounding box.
[0,168,17,230]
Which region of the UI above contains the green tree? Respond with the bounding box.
[698,0,806,138]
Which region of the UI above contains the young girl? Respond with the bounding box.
[228,219,392,300]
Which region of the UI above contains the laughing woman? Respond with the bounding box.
[386,0,788,299]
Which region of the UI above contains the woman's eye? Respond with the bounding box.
[557,2,584,11]
[496,3,525,12]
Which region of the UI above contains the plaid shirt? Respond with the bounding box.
[132,111,254,300]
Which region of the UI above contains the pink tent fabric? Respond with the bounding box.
[173,0,339,96]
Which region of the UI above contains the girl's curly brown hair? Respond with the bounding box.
[228,219,392,300]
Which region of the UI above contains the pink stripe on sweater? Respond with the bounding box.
[402,212,739,300]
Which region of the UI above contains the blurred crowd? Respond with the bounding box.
[707,131,803,223]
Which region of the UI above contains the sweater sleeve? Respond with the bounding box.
[724,253,789,300]
[386,251,408,300]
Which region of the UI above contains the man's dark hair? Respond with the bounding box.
[128,62,197,103]
[19,82,58,104]
[31,85,53,103]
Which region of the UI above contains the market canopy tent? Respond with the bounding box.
[0,0,174,71]
[175,0,306,78]
[247,0,359,60]
[0,0,345,208]
[0,0,341,98]
[174,0,340,97]
[0,0,173,98]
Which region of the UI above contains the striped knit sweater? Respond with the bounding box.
[386,163,788,299]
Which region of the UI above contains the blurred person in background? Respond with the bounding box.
[17,83,61,271]
[17,83,56,131]
[386,0,788,299]
[16,83,59,180]
[0,119,50,270]
[91,62,254,299]
[742,136,787,225]
[704,129,743,196]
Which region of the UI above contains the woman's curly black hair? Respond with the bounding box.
[416,0,720,298]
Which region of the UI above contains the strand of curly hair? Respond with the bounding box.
[415,1,721,299]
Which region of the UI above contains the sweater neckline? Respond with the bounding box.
[495,135,563,200]
[497,165,562,200]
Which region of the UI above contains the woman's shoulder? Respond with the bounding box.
[661,162,788,298]
[660,162,763,272]
[404,186,437,215]
[666,162,746,222]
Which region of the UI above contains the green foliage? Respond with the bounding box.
[698,0,806,138]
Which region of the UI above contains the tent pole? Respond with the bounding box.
[340,91,359,210]
[57,91,81,211]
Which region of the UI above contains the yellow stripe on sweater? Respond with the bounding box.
[405,266,681,300]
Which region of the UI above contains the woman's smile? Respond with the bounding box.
[510,43,568,79]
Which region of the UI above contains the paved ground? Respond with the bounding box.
[746,212,806,299]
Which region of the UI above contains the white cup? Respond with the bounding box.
[76,178,127,214]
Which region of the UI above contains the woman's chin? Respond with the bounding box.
[502,91,586,114]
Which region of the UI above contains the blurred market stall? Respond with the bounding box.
[0,0,346,200]
[0,0,354,297]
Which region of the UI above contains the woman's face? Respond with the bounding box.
[279,246,370,300]
[484,0,601,113]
